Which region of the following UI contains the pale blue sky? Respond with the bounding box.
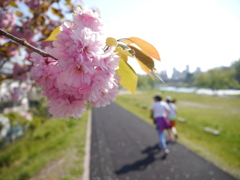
[82,0,240,76]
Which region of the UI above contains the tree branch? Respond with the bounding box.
[0,59,7,69]
[0,29,58,60]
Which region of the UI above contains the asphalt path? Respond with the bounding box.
[90,102,237,180]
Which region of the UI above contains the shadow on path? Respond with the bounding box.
[115,143,161,175]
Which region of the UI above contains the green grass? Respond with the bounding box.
[0,110,88,180]
[116,89,240,179]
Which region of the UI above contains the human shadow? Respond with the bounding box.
[115,143,161,175]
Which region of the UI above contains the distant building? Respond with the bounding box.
[193,67,201,75]
[182,65,190,74]
[171,67,183,80]
[166,65,202,80]
[159,70,169,81]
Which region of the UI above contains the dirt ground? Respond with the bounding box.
[28,148,83,180]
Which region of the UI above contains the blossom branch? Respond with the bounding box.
[0,29,58,60]
[0,59,7,69]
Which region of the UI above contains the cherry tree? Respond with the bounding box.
[0,0,161,119]
[0,0,81,110]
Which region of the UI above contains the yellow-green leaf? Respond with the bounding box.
[9,0,18,7]
[37,16,45,25]
[119,38,132,44]
[29,9,35,13]
[74,6,83,13]
[51,8,60,16]
[0,74,6,79]
[117,52,128,62]
[115,46,133,58]
[121,37,160,61]
[106,37,118,46]
[136,59,154,80]
[42,26,60,42]
[65,0,71,6]
[117,58,137,97]
[128,45,155,70]
[16,11,23,17]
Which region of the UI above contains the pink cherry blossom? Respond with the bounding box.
[99,46,120,72]
[22,84,31,91]
[30,48,60,89]
[30,7,120,120]
[48,97,87,119]
[13,63,29,81]
[0,10,16,29]
[9,87,22,101]
[24,0,44,12]
[41,84,66,102]
[56,64,92,92]
[86,71,119,107]
[51,22,75,59]
[73,7,104,34]
[11,22,37,46]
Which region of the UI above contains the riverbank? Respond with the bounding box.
[159,86,240,96]
[116,89,240,179]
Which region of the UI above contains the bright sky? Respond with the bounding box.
[84,0,240,76]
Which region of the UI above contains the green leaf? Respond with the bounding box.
[120,37,161,61]
[117,58,138,97]
[42,26,60,42]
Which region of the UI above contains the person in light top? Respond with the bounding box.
[150,95,170,159]
[166,96,178,141]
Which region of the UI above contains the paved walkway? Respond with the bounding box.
[90,103,237,180]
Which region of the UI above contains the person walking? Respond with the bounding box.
[150,95,170,159]
[166,96,178,141]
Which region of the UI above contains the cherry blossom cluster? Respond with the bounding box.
[0,1,62,60]
[30,7,120,119]
[13,63,29,81]
[24,0,44,12]
[0,9,16,29]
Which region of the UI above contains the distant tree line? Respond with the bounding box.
[137,74,157,89]
[137,59,240,90]
[194,59,240,91]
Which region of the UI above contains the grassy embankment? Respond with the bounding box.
[116,89,240,179]
[0,111,88,180]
